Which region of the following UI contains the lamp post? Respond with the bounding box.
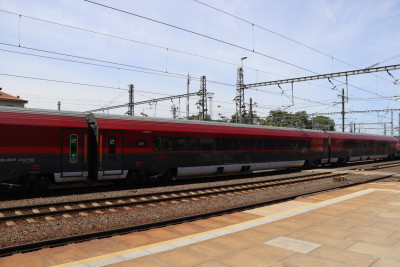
[241,56,247,68]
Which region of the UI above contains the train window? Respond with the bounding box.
[252,139,263,150]
[384,143,389,148]
[153,137,173,151]
[216,139,234,151]
[70,134,78,164]
[298,140,308,150]
[344,141,354,149]
[162,137,171,151]
[361,142,368,149]
[264,139,278,150]
[153,137,160,151]
[235,139,250,150]
[109,136,116,154]
[289,140,297,150]
[188,138,199,151]
[279,140,294,150]
[200,138,214,151]
[174,138,188,151]
[292,141,300,150]
[136,139,147,148]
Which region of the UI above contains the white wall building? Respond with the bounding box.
[0,88,27,108]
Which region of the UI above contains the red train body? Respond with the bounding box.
[0,107,398,191]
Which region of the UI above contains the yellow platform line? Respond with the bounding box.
[54,188,385,267]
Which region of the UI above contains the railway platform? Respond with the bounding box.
[1,181,400,266]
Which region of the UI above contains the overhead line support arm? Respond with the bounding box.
[244,64,400,88]
[88,92,200,113]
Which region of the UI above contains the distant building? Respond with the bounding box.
[0,87,28,108]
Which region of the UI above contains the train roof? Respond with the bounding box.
[93,111,327,138]
[327,131,397,141]
[0,106,396,141]
[92,112,398,141]
[0,106,88,128]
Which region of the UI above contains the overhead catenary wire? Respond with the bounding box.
[0,44,235,87]
[0,72,212,98]
[248,85,393,120]
[80,1,394,101]
[193,0,400,86]
[10,39,387,112]
[193,0,336,61]
[0,72,126,90]
[0,8,362,94]
[1,5,397,133]
[82,0,319,75]
[0,9,283,79]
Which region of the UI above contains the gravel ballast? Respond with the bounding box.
[0,171,392,248]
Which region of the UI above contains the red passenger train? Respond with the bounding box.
[0,106,398,192]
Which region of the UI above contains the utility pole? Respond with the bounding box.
[208,93,214,120]
[171,105,178,119]
[341,88,345,132]
[186,74,190,118]
[57,101,61,111]
[235,67,245,123]
[197,76,207,120]
[249,98,253,124]
[384,123,387,135]
[391,110,393,135]
[128,84,134,116]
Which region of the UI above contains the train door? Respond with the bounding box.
[99,130,123,176]
[323,139,329,159]
[61,128,86,177]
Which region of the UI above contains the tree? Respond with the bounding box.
[229,110,261,124]
[310,116,335,131]
[261,109,335,130]
[262,110,291,127]
[186,114,211,121]
[262,110,310,128]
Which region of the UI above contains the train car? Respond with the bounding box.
[93,113,329,181]
[328,131,397,164]
[0,107,91,192]
[397,136,400,156]
[0,106,398,192]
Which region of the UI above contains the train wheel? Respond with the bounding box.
[302,161,311,169]
[124,170,139,187]
[303,160,318,169]
[337,158,347,166]
[19,175,32,193]
[31,175,49,195]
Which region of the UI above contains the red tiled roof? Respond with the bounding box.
[0,89,28,103]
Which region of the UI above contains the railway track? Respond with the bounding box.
[3,160,400,226]
[359,161,400,170]
[0,171,343,226]
[0,170,394,257]
[1,160,399,227]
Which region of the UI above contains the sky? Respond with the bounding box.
[0,0,399,134]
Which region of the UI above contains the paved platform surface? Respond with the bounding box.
[1,182,400,267]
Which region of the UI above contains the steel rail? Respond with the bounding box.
[0,173,393,257]
[0,172,339,222]
[0,171,332,213]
